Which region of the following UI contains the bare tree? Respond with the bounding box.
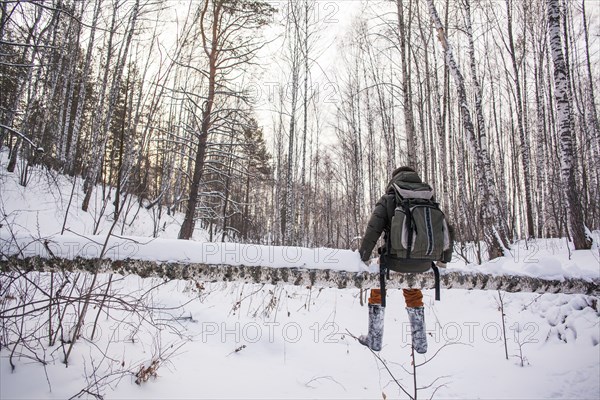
[178,0,275,240]
[546,0,591,250]
[428,0,510,258]
[81,0,141,211]
[396,0,418,167]
[505,0,535,239]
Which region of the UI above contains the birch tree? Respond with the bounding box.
[505,0,535,238]
[396,0,418,167]
[280,0,302,245]
[428,0,510,258]
[546,0,591,249]
[81,0,141,211]
[581,0,600,212]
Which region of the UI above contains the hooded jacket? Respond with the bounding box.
[358,170,453,273]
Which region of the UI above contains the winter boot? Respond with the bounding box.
[359,289,385,351]
[406,306,427,354]
[358,303,385,351]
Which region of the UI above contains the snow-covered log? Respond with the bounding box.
[1,257,597,296]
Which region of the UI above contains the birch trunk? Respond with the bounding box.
[534,46,548,237]
[3,257,597,296]
[298,0,310,247]
[581,0,600,198]
[282,0,301,246]
[68,0,102,175]
[546,0,591,249]
[396,0,417,167]
[506,0,535,239]
[428,0,510,258]
[82,0,140,211]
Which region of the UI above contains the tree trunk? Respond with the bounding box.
[581,0,600,204]
[546,0,591,250]
[506,0,535,239]
[68,0,102,175]
[1,5,42,156]
[82,0,139,212]
[179,1,221,240]
[5,257,597,296]
[299,0,310,247]
[282,0,301,246]
[396,0,417,167]
[428,0,510,259]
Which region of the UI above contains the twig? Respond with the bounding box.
[415,342,470,368]
[428,383,448,400]
[345,329,413,400]
[496,290,509,360]
[305,375,347,391]
[226,344,247,356]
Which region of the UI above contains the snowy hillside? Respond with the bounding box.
[1,161,599,399]
[2,159,599,281]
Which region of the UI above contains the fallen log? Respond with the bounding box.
[0,256,597,296]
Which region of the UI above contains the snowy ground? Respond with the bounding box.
[1,276,598,399]
[1,156,599,399]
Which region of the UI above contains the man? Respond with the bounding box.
[357,166,453,353]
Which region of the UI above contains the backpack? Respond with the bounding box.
[389,183,451,262]
[378,182,451,306]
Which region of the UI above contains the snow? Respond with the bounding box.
[460,241,600,282]
[1,158,599,399]
[1,277,598,399]
[2,158,598,282]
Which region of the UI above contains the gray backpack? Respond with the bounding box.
[389,183,450,261]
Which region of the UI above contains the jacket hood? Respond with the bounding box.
[385,171,424,193]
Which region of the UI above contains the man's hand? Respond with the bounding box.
[359,258,380,272]
[358,260,370,272]
[436,261,447,268]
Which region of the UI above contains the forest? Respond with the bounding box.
[1,0,598,263]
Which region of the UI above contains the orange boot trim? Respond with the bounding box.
[403,289,423,308]
[368,288,382,305]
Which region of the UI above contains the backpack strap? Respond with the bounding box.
[432,262,441,301]
[379,228,393,308]
[391,183,414,257]
[391,183,403,204]
[379,256,387,307]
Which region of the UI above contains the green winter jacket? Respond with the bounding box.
[358,170,454,273]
